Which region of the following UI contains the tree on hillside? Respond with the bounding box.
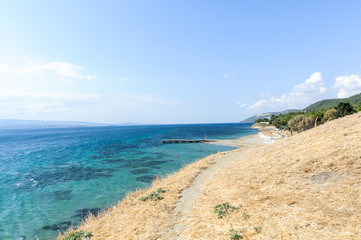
[272,116,287,129]
[321,109,337,123]
[356,102,361,112]
[288,115,316,133]
[270,112,302,129]
[335,102,355,118]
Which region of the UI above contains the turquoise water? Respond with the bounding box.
[0,123,255,239]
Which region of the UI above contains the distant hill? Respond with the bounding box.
[240,109,300,123]
[304,92,361,112]
[0,119,109,129]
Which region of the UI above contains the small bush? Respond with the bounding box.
[253,226,262,233]
[288,115,316,133]
[321,109,337,122]
[242,212,249,220]
[139,188,166,202]
[230,229,243,239]
[214,202,239,218]
[61,230,92,240]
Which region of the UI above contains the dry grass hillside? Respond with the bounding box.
[62,112,361,239]
[184,112,361,239]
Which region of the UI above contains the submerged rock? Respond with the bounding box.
[72,208,103,221]
[130,168,149,174]
[136,175,156,183]
[42,221,71,232]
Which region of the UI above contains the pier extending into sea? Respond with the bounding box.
[162,139,216,144]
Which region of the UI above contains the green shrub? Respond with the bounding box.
[214,202,239,218]
[272,116,287,129]
[139,188,166,202]
[242,212,249,220]
[270,112,301,129]
[230,229,243,239]
[335,102,355,117]
[253,226,262,233]
[61,230,92,240]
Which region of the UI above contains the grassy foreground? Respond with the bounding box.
[61,112,361,239]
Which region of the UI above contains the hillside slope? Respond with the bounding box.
[63,112,361,239]
[304,92,361,112]
[240,109,299,123]
[185,112,361,239]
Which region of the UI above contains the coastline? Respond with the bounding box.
[2,123,255,240]
[62,112,361,239]
[60,132,268,239]
[212,133,268,147]
[212,126,290,148]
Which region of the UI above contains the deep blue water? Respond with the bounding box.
[0,123,255,239]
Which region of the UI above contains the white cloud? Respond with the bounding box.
[333,74,361,98]
[223,72,235,78]
[120,77,128,82]
[249,72,329,110]
[0,61,97,81]
[236,102,247,108]
[0,92,179,123]
[0,61,181,123]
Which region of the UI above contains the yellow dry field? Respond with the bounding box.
[61,112,361,239]
[184,112,361,239]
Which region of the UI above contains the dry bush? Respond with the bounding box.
[322,109,337,123]
[288,115,316,133]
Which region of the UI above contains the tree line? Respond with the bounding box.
[257,102,360,134]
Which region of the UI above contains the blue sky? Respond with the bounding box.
[1,1,361,124]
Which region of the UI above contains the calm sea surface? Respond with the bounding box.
[0,123,255,239]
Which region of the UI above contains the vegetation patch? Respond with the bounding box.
[304,93,361,112]
[288,115,316,133]
[229,229,243,239]
[253,226,262,233]
[335,102,356,117]
[61,230,92,240]
[267,100,360,134]
[139,188,166,202]
[214,202,239,218]
[242,212,250,220]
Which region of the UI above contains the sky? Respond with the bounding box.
[0,1,361,124]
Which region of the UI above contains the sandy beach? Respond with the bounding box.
[213,133,269,147]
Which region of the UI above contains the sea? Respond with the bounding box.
[0,123,256,240]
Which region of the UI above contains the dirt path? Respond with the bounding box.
[166,135,266,239]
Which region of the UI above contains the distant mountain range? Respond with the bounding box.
[241,92,361,123]
[240,109,300,123]
[0,119,111,129]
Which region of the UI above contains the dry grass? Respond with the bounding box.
[59,151,230,240]
[184,112,361,239]
[61,112,361,239]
